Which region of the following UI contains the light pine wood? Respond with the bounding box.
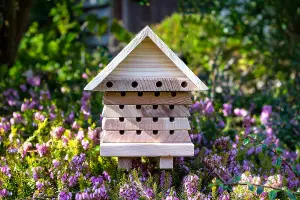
[103,92,192,105]
[102,117,191,130]
[102,105,190,117]
[101,130,191,143]
[100,143,194,157]
[118,157,132,170]
[84,26,208,91]
[160,157,173,169]
[95,77,198,91]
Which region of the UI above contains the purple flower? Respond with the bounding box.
[21,142,32,158]
[183,174,199,197]
[34,112,46,122]
[0,189,12,197]
[52,159,60,168]
[119,183,139,200]
[102,171,110,182]
[218,119,225,129]
[68,175,78,187]
[27,75,41,86]
[204,99,214,115]
[36,181,44,190]
[81,139,89,150]
[20,84,27,92]
[61,173,68,183]
[76,130,84,141]
[58,191,72,200]
[40,90,51,100]
[145,188,154,198]
[222,103,232,116]
[72,121,80,130]
[36,143,49,157]
[260,105,272,125]
[51,127,65,138]
[0,165,11,178]
[234,108,248,117]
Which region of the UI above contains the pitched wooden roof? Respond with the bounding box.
[84,26,208,91]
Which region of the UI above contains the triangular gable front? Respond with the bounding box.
[84,26,208,91]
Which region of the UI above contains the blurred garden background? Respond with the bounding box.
[0,0,299,199]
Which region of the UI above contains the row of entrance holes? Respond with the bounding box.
[118,117,175,122]
[118,105,175,110]
[106,81,188,88]
[119,130,175,135]
[120,91,177,97]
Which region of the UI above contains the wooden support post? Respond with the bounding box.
[160,156,173,169]
[118,157,132,170]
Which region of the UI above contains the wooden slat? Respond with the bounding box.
[103,92,192,105]
[102,105,190,117]
[160,157,173,169]
[95,77,198,91]
[101,130,191,143]
[102,117,191,130]
[100,143,194,157]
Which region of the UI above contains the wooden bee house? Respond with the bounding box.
[84,26,208,169]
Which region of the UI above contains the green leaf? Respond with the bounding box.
[243,138,250,145]
[256,186,264,195]
[262,144,267,150]
[276,157,282,166]
[275,147,283,154]
[248,184,254,191]
[286,190,296,200]
[268,190,277,200]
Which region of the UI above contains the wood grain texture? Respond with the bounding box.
[103,92,192,105]
[102,105,190,117]
[84,26,208,91]
[95,77,198,91]
[101,130,191,143]
[160,157,173,169]
[102,117,191,130]
[118,157,132,170]
[100,143,194,157]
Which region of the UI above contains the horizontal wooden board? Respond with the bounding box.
[102,105,190,117]
[100,143,194,157]
[101,130,191,143]
[103,92,192,105]
[95,77,198,91]
[102,117,191,130]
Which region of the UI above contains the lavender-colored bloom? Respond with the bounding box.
[36,143,49,157]
[36,181,44,190]
[66,111,75,124]
[260,105,272,125]
[0,189,12,197]
[76,130,84,141]
[51,127,65,138]
[222,103,232,116]
[214,136,230,150]
[234,108,248,117]
[52,159,60,168]
[68,175,78,187]
[58,191,72,200]
[0,119,11,132]
[190,133,201,145]
[247,147,255,155]
[20,84,27,92]
[61,173,68,183]
[81,139,89,150]
[102,171,110,182]
[183,174,199,197]
[27,75,41,86]
[204,99,214,115]
[145,188,154,199]
[218,120,225,129]
[119,183,139,200]
[10,112,23,125]
[72,121,80,130]
[0,165,11,178]
[40,90,51,100]
[34,112,46,122]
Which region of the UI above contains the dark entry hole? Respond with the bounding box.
[169,117,175,122]
[119,105,124,109]
[171,92,177,97]
[136,130,142,135]
[132,81,138,88]
[170,130,175,135]
[136,105,141,109]
[136,117,141,122]
[120,91,126,97]
[153,117,158,122]
[154,92,160,97]
[106,81,113,88]
[181,81,188,88]
[153,105,158,109]
[119,130,124,135]
[119,117,124,122]
[169,105,174,110]
[153,130,158,135]
[138,92,143,97]
[156,81,162,87]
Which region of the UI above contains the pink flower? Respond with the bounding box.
[51,127,65,138]
[260,105,272,125]
[34,112,46,122]
[234,108,248,117]
[27,76,41,86]
[76,130,84,141]
[81,139,89,150]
